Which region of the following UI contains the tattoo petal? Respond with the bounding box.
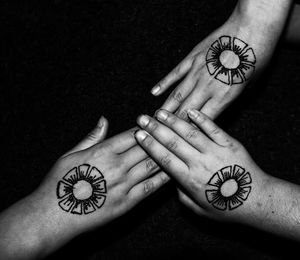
[212,198,227,211]
[93,179,107,193]
[88,166,104,182]
[207,171,223,187]
[238,172,252,186]
[57,181,72,198]
[83,200,96,214]
[228,197,243,210]
[63,167,78,184]
[205,189,219,203]
[78,164,90,178]
[233,164,245,179]
[91,194,106,209]
[241,48,256,64]
[71,201,83,214]
[58,195,76,212]
[236,186,251,201]
[232,37,247,54]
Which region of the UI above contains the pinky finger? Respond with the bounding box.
[128,171,170,204]
[151,58,193,96]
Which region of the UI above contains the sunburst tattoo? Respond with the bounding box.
[205,165,252,211]
[57,164,107,215]
[206,36,256,85]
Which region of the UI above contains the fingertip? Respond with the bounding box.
[135,130,148,142]
[151,85,161,96]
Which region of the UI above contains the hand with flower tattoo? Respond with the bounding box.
[135,110,300,241]
[151,0,293,119]
[0,116,168,260]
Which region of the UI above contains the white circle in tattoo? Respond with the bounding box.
[56,164,107,215]
[206,36,256,85]
[205,165,252,211]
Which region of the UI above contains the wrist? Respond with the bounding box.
[229,0,292,36]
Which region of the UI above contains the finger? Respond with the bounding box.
[137,115,199,164]
[128,171,170,204]
[187,109,232,146]
[63,116,108,157]
[121,145,148,170]
[151,58,193,96]
[102,127,138,154]
[175,86,211,120]
[135,130,188,182]
[160,72,197,113]
[199,98,221,120]
[155,109,213,152]
[128,158,160,185]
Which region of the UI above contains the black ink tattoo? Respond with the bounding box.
[206,36,256,85]
[57,164,107,215]
[205,165,252,211]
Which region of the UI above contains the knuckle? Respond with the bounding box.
[177,110,188,119]
[142,135,154,147]
[166,137,179,151]
[143,180,155,194]
[167,113,177,125]
[147,121,159,132]
[86,131,97,141]
[145,159,158,173]
[194,54,203,65]
[171,90,184,103]
[210,127,220,136]
[160,154,171,167]
[186,129,200,140]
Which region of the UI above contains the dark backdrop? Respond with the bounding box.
[1,0,300,259]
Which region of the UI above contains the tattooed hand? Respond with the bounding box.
[151,0,292,119]
[135,110,269,221]
[0,116,168,259]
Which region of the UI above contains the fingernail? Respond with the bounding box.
[151,85,160,95]
[135,130,148,141]
[157,110,168,121]
[138,115,150,127]
[187,109,199,118]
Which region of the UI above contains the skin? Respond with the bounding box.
[151,0,293,119]
[0,116,169,260]
[135,109,300,241]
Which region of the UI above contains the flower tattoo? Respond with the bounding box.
[205,165,252,211]
[206,35,256,85]
[57,164,107,215]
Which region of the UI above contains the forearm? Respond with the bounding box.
[229,0,293,46]
[0,188,84,259]
[241,173,300,241]
[234,0,293,29]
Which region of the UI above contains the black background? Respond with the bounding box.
[1,0,300,259]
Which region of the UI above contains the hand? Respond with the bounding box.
[151,0,291,119]
[135,110,270,222]
[0,116,169,259]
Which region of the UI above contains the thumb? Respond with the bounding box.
[62,116,109,157]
